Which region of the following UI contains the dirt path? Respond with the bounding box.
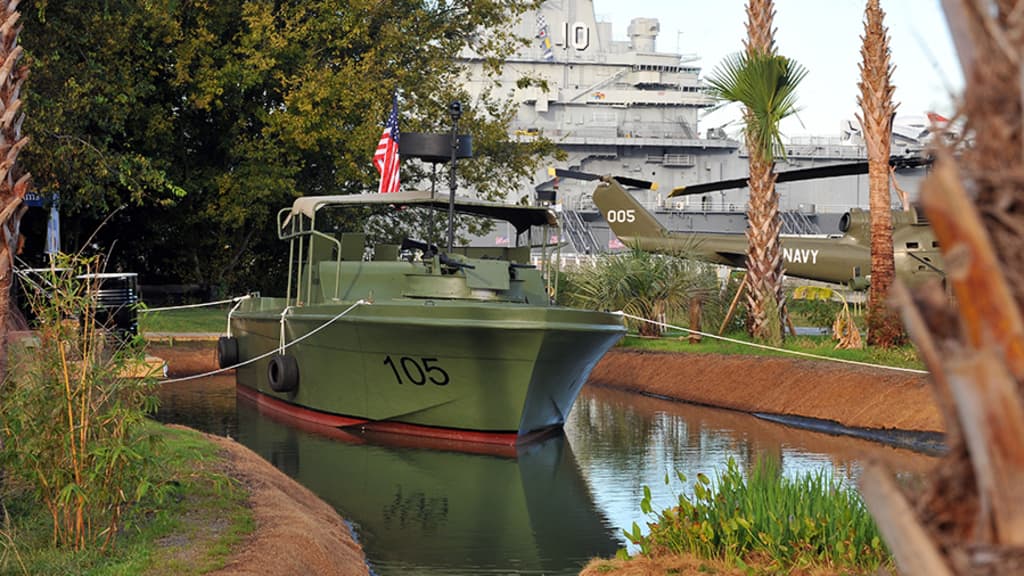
[192,428,370,576]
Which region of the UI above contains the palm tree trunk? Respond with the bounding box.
[742,0,785,344]
[866,157,901,344]
[744,0,776,55]
[745,149,784,343]
[0,0,31,382]
[858,0,902,347]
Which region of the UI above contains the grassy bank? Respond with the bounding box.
[1,423,253,576]
[139,306,230,334]
[624,332,925,371]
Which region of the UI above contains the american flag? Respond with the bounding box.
[374,93,401,193]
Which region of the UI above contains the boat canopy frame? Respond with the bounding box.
[276,190,558,305]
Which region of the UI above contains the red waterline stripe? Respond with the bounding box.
[236,384,368,427]
[238,392,522,457]
[234,384,552,447]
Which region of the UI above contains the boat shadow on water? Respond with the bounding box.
[235,392,622,576]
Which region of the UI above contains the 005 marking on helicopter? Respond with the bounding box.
[783,248,819,265]
[605,209,636,223]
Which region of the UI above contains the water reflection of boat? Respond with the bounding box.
[222,191,625,443]
[236,395,621,576]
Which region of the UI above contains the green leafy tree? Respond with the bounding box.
[20,0,553,295]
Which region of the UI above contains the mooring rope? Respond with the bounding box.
[161,299,369,384]
[618,312,928,375]
[225,296,249,338]
[138,295,252,313]
[278,305,294,356]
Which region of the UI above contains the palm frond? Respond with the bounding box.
[706,51,808,162]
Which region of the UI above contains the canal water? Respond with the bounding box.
[154,375,936,576]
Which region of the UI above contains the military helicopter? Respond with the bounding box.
[561,158,945,289]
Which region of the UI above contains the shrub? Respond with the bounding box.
[561,248,719,336]
[1,255,164,552]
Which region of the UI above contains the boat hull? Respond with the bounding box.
[230,297,624,441]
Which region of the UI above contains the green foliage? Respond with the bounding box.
[1,255,163,552]
[789,285,849,330]
[619,334,924,370]
[624,457,892,574]
[138,306,231,335]
[0,424,253,575]
[787,298,840,330]
[560,248,719,337]
[705,52,808,162]
[21,0,553,295]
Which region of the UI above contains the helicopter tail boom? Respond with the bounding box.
[591,178,671,247]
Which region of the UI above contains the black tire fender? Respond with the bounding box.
[217,336,239,369]
[268,354,299,393]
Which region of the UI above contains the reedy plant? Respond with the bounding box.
[625,457,892,574]
[561,247,718,337]
[1,254,163,552]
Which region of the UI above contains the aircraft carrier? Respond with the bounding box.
[458,0,933,253]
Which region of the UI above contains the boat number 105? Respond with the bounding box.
[384,356,450,386]
[605,209,636,223]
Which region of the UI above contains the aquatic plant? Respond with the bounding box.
[624,457,893,573]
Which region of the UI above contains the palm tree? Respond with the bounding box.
[0,0,31,382]
[706,1,806,344]
[857,0,903,347]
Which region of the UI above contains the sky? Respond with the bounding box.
[594,0,964,138]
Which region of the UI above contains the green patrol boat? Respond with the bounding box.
[219,190,625,444]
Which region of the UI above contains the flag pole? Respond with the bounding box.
[429,162,438,248]
[446,101,462,252]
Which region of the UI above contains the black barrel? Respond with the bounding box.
[77,272,139,340]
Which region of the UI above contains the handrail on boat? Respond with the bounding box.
[276,207,345,305]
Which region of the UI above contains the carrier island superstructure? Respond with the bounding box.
[458,0,931,252]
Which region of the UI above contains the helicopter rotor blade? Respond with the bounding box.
[550,168,600,182]
[548,168,659,190]
[668,155,932,198]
